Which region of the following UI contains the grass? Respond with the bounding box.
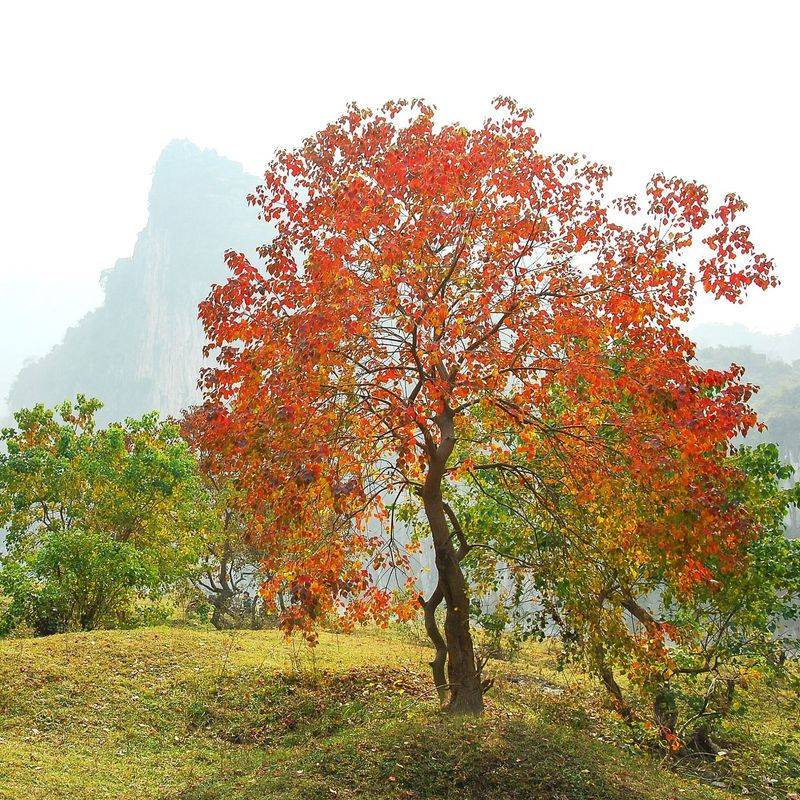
[0,625,796,799]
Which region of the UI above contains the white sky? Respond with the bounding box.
[1,1,798,411]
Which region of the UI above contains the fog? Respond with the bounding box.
[1,0,798,414]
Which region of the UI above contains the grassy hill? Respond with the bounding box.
[0,626,796,800]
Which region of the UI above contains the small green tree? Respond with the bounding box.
[0,396,207,635]
[642,444,800,753]
[454,440,800,752]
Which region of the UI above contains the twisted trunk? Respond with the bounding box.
[421,410,484,714]
[421,582,448,704]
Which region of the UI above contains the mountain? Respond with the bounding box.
[691,323,800,465]
[7,141,264,425]
[691,322,800,364]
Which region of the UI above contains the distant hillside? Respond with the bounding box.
[691,322,800,363]
[696,344,800,536]
[697,345,800,462]
[7,141,264,425]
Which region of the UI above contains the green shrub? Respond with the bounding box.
[0,396,210,636]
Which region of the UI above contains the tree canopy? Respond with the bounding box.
[0,396,206,634]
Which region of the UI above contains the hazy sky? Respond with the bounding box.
[1,1,798,411]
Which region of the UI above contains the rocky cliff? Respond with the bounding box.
[8,141,264,424]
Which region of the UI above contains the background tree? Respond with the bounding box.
[476,439,800,752]
[449,437,799,751]
[0,396,205,634]
[180,405,275,630]
[636,444,800,753]
[199,99,776,713]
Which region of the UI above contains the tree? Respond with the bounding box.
[642,444,800,753]
[559,443,800,753]
[199,99,776,713]
[180,405,275,630]
[0,397,205,634]
[441,430,799,750]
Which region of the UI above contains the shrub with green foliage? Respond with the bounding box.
[180,405,277,631]
[642,443,800,752]
[0,396,209,635]
[441,440,800,752]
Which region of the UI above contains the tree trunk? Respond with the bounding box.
[593,643,635,722]
[421,410,484,714]
[421,582,449,705]
[687,724,721,757]
[653,685,678,742]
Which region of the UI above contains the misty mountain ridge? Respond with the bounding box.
[7,140,265,425]
[690,322,800,364]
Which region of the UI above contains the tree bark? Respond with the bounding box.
[420,583,448,705]
[421,410,484,714]
[593,643,635,722]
